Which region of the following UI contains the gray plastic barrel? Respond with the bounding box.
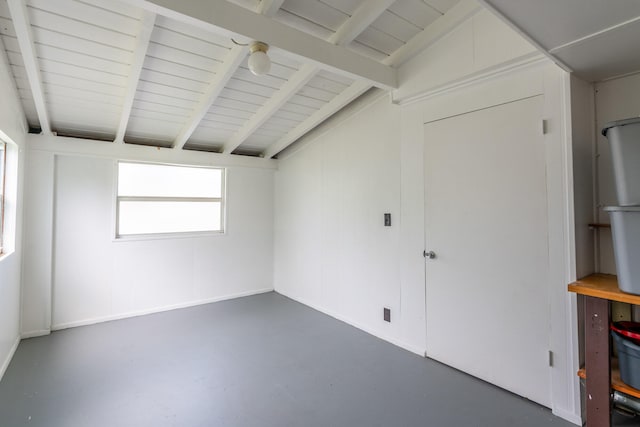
[602,117,640,205]
[612,331,640,390]
[605,206,640,295]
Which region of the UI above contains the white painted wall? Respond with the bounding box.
[0,39,27,379]
[594,72,640,274]
[275,95,409,349]
[274,10,581,424]
[21,140,274,333]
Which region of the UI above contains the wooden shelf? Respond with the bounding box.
[568,274,640,305]
[578,362,640,400]
[588,223,611,229]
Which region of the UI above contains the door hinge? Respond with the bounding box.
[541,119,548,135]
[548,350,554,367]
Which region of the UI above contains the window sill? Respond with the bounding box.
[112,230,226,242]
[0,250,15,264]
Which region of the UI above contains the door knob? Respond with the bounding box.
[423,250,436,259]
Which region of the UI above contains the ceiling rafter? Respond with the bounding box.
[115,11,157,144]
[172,45,248,150]
[222,0,396,154]
[127,0,397,89]
[172,0,280,151]
[384,0,482,67]
[7,0,51,134]
[257,0,285,17]
[222,63,316,154]
[262,81,370,159]
[328,0,398,46]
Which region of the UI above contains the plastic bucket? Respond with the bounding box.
[602,117,640,206]
[605,206,640,295]
[612,331,640,390]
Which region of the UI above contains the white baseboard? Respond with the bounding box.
[552,407,582,426]
[52,288,274,331]
[277,291,426,357]
[21,329,51,339]
[0,334,21,382]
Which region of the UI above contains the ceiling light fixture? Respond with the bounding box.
[248,41,271,76]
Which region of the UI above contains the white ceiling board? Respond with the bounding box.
[132,90,197,110]
[207,105,254,120]
[125,115,182,140]
[274,8,334,39]
[319,0,361,15]
[150,26,231,60]
[43,83,124,106]
[280,0,349,32]
[482,0,640,50]
[389,0,442,29]
[79,0,144,20]
[139,68,208,93]
[36,44,130,77]
[131,99,192,118]
[371,10,422,43]
[425,0,459,14]
[154,15,234,49]
[28,0,141,35]
[553,20,640,82]
[355,26,404,56]
[306,74,349,95]
[39,59,128,88]
[32,27,132,62]
[143,56,214,83]
[27,7,137,50]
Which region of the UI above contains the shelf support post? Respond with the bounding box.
[584,296,611,426]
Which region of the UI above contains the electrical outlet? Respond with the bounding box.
[384,213,391,226]
[383,307,391,322]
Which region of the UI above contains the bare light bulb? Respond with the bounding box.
[248,42,271,76]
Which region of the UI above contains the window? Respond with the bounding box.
[0,141,5,253]
[116,162,225,237]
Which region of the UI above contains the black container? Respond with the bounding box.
[612,331,640,390]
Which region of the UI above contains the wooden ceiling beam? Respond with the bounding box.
[7,0,51,134]
[115,11,156,144]
[222,63,316,154]
[128,0,397,89]
[262,81,370,159]
[384,0,482,67]
[172,45,248,150]
[257,0,285,17]
[328,0,397,46]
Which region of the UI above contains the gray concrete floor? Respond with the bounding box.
[0,292,617,426]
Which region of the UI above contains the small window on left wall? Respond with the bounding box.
[0,140,6,254]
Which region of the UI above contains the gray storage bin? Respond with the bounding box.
[605,206,640,295]
[612,331,640,390]
[602,117,640,206]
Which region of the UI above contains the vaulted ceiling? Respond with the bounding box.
[0,0,479,159]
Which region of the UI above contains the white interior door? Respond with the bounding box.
[424,96,551,407]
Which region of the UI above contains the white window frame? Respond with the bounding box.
[115,161,226,239]
[0,140,6,254]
